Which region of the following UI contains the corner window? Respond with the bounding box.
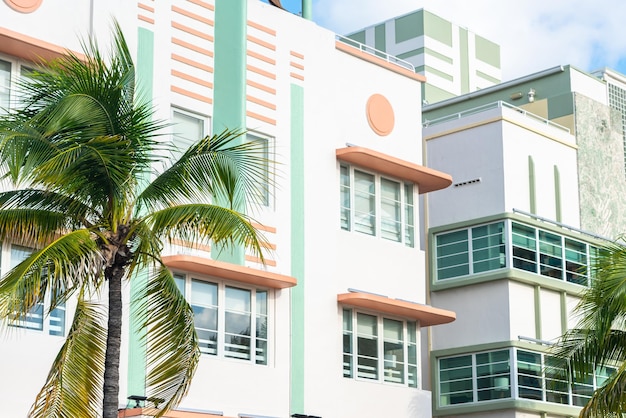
[175,274,270,365]
[342,308,418,387]
[340,164,415,247]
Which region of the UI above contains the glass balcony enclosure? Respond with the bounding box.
[434,218,601,286]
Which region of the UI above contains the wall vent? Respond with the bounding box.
[453,178,482,187]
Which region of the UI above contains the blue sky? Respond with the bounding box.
[262,0,626,81]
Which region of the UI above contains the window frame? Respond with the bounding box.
[174,272,272,366]
[245,131,273,209]
[340,163,415,247]
[342,308,419,388]
[170,106,210,155]
[0,54,40,114]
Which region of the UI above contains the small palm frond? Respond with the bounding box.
[142,203,267,260]
[29,294,107,418]
[0,229,102,324]
[579,359,626,417]
[137,129,270,213]
[134,265,200,416]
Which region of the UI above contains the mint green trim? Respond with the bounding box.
[394,10,423,43]
[127,27,155,398]
[475,34,500,68]
[459,28,469,94]
[426,48,453,64]
[211,0,247,264]
[560,291,568,334]
[534,285,542,339]
[476,70,500,84]
[290,84,305,415]
[301,0,312,20]
[548,92,575,119]
[529,156,536,214]
[415,65,453,82]
[347,30,365,45]
[424,11,452,46]
[374,24,386,53]
[554,165,562,222]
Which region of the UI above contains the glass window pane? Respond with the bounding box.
[436,230,470,279]
[225,287,251,312]
[539,230,563,279]
[439,355,473,406]
[191,280,217,306]
[354,171,376,236]
[173,275,185,297]
[404,183,415,248]
[472,222,506,273]
[172,109,204,152]
[340,165,351,231]
[380,178,401,242]
[512,223,537,273]
[517,350,544,400]
[0,59,10,112]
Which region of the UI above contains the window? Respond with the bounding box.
[0,58,10,112]
[342,308,418,387]
[1,244,66,336]
[434,219,597,285]
[174,274,269,365]
[438,348,616,409]
[171,107,208,157]
[246,133,271,207]
[439,349,510,406]
[340,164,415,247]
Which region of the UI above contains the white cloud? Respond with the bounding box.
[313,0,626,81]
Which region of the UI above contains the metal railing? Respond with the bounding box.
[423,101,571,134]
[335,34,415,72]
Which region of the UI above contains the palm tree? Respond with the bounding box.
[0,24,268,418]
[551,241,626,417]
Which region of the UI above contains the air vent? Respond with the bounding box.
[453,177,481,187]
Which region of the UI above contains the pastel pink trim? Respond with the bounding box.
[366,94,394,136]
[4,0,42,13]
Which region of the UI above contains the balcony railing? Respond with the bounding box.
[335,34,415,72]
[423,101,571,134]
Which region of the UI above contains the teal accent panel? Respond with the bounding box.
[475,35,500,68]
[302,0,312,19]
[127,27,154,398]
[459,28,469,94]
[212,0,247,265]
[290,84,306,414]
[424,11,452,46]
[374,24,386,52]
[395,10,423,43]
[548,92,575,119]
[347,30,365,45]
[554,165,562,222]
[528,156,536,214]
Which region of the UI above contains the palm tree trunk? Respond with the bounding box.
[103,267,123,418]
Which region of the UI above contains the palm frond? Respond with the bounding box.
[137,129,271,213]
[134,266,200,416]
[28,293,107,418]
[140,203,267,260]
[0,229,102,324]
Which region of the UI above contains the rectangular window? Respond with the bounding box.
[439,350,510,406]
[340,165,415,247]
[178,274,269,365]
[0,59,11,112]
[172,108,206,154]
[4,244,65,335]
[343,309,418,388]
[246,133,271,207]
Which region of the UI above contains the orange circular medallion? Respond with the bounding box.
[4,0,43,13]
[366,94,395,136]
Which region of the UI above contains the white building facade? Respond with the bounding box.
[0,1,455,417]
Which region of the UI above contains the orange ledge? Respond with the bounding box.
[338,292,456,326]
[162,254,296,289]
[335,41,426,83]
[119,408,230,418]
[0,27,82,62]
[336,146,452,194]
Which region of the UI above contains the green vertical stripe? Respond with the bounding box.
[554,165,561,222]
[560,292,568,334]
[302,0,312,19]
[528,156,536,214]
[374,24,386,52]
[534,285,542,340]
[127,27,155,398]
[290,84,305,414]
[212,0,247,265]
[459,28,469,94]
